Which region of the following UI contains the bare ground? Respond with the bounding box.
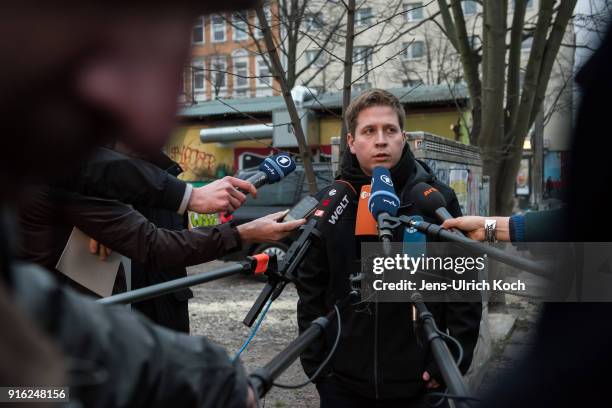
[188,261,540,407]
[188,260,319,408]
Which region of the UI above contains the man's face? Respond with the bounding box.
[347,105,405,176]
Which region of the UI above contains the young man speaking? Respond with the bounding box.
[296,89,481,407]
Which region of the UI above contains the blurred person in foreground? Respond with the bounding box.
[0,1,305,407]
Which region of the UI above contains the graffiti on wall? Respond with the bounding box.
[167,126,234,181]
[169,145,217,178]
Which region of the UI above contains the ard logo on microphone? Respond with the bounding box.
[328,194,349,225]
[380,174,393,186]
[423,187,438,197]
[276,155,292,168]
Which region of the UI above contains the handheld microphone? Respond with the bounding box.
[225,153,297,218]
[368,167,400,244]
[241,153,297,192]
[410,182,466,237]
[311,180,357,231]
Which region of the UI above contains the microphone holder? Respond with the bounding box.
[411,292,471,408]
[243,218,322,327]
[249,293,357,398]
[98,256,268,306]
[375,214,551,278]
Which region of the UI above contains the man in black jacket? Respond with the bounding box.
[296,89,482,407]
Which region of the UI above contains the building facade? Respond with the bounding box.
[180,4,281,103]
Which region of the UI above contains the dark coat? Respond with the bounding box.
[296,147,482,400]
[130,153,193,333]
[7,257,249,408]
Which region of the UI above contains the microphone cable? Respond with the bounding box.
[272,303,342,389]
[232,298,273,363]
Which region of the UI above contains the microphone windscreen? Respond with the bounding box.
[312,180,357,230]
[368,167,400,218]
[258,153,296,183]
[410,182,446,214]
[355,185,377,236]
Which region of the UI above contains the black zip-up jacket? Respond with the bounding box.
[296,150,482,400]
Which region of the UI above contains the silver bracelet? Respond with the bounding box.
[484,219,497,243]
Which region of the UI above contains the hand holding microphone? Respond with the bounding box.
[190,153,297,215]
[189,176,258,214]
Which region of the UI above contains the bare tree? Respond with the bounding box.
[255,4,320,193]
[435,0,577,215]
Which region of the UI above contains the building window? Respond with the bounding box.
[232,51,249,97]
[521,36,533,51]
[306,12,324,30]
[405,2,424,22]
[462,0,477,16]
[402,41,424,60]
[256,56,273,96]
[211,14,226,42]
[402,78,424,87]
[233,12,249,41]
[353,82,371,93]
[353,46,373,65]
[192,17,205,44]
[355,8,373,26]
[305,50,327,67]
[192,60,207,101]
[235,88,249,98]
[210,56,227,97]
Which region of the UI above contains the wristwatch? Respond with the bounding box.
[484,219,497,243]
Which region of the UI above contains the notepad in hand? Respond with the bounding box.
[55,227,121,297]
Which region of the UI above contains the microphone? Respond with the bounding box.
[244,180,356,327]
[355,185,377,236]
[241,153,297,192]
[225,154,296,218]
[311,180,357,231]
[410,182,466,237]
[368,167,400,244]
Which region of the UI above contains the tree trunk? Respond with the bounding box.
[256,6,318,194]
[494,0,556,215]
[339,0,356,159]
[480,0,507,215]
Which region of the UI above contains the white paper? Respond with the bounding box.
[55,227,121,297]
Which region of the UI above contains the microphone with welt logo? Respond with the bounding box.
[410,182,466,237]
[311,180,357,230]
[243,180,356,327]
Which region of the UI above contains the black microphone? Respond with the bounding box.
[311,180,357,231]
[243,180,356,327]
[410,182,466,237]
